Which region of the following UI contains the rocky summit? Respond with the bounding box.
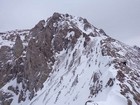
[0,13,140,105]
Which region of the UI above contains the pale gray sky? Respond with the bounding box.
[0,0,140,46]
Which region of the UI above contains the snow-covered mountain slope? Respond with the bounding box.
[0,13,140,105]
[29,32,140,105]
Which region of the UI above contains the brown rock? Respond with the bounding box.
[13,35,23,58]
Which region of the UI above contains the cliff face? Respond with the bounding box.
[0,13,140,105]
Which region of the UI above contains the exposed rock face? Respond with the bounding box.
[23,13,83,98]
[0,46,13,87]
[13,35,23,58]
[30,20,45,37]
[0,13,140,105]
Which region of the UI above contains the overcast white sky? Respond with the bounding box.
[0,0,140,46]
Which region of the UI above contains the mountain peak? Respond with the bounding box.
[0,13,140,105]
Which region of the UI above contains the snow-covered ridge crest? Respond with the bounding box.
[0,12,140,105]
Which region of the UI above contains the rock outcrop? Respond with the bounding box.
[13,35,23,58]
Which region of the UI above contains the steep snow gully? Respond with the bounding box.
[0,13,140,105]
